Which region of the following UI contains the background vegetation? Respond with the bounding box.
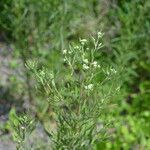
[0,0,150,149]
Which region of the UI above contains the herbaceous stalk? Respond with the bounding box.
[27,32,120,149]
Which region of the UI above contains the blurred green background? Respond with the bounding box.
[0,0,150,149]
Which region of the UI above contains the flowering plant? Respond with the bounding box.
[26,32,120,149]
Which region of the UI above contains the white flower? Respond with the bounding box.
[92,61,97,67]
[98,32,103,38]
[74,46,79,49]
[92,61,100,68]
[63,58,67,62]
[97,65,100,68]
[83,58,89,64]
[21,126,25,130]
[74,46,80,49]
[110,68,117,74]
[68,51,72,54]
[85,84,93,90]
[80,39,87,45]
[63,49,67,54]
[80,39,87,42]
[83,64,89,70]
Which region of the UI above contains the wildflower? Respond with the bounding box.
[85,84,93,90]
[74,46,79,49]
[98,32,103,38]
[97,64,100,68]
[92,61,97,67]
[83,64,89,70]
[91,61,100,68]
[110,68,117,74]
[63,49,67,54]
[80,39,87,43]
[80,39,87,45]
[21,126,25,130]
[68,51,72,54]
[83,58,89,64]
[63,58,67,62]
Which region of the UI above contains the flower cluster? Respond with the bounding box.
[25,32,121,150]
[105,67,117,76]
[82,60,100,70]
[84,84,93,91]
[98,31,103,38]
[80,39,87,45]
[91,61,100,68]
[83,64,89,70]
[63,49,72,55]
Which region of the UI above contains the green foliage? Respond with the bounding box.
[0,0,100,105]
[105,0,150,84]
[0,0,98,48]
[6,108,35,150]
[96,115,150,150]
[26,33,120,149]
[100,0,150,148]
[0,0,150,149]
